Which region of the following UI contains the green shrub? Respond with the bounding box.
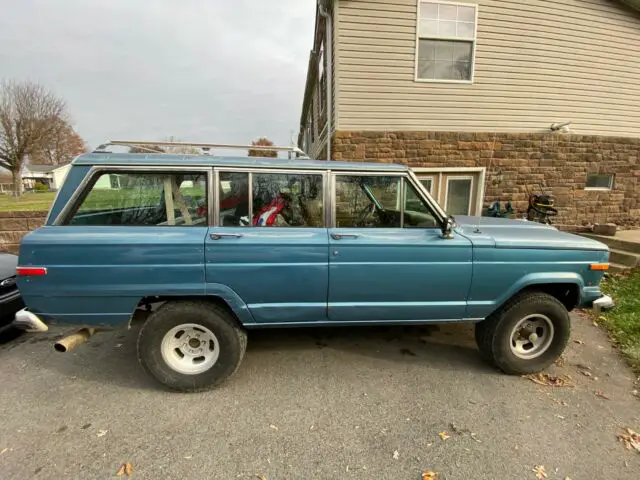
[33,182,48,192]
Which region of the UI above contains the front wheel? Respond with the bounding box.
[137,301,247,392]
[475,292,570,374]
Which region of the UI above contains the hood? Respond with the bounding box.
[0,253,18,280]
[453,216,608,251]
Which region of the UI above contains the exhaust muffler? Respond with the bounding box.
[54,328,95,353]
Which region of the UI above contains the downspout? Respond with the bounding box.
[319,2,332,161]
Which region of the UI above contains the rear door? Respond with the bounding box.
[204,169,329,324]
[328,172,473,323]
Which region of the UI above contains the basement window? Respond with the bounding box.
[416,1,477,82]
[585,174,614,190]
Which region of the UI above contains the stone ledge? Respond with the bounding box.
[0,211,48,218]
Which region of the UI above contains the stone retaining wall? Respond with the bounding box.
[0,211,48,254]
[332,131,640,227]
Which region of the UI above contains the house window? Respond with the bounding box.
[416,1,477,82]
[445,176,473,215]
[318,41,326,115]
[418,176,434,193]
[585,174,614,190]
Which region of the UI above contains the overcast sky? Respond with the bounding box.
[0,0,315,149]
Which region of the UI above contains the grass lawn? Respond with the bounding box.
[0,187,206,213]
[0,192,56,212]
[599,269,640,372]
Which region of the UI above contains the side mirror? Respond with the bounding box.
[441,216,455,239]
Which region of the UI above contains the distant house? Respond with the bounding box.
[298,0,640,226]
[21,164,71,191]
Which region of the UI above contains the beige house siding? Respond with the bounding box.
[336,0,640,137]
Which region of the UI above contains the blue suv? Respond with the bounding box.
[14,146,612,391]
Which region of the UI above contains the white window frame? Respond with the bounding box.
[413,167,485,215]
[585,173,614,191]
[417,175,435,193]
[414,0,478,84]
[444,175,475,216]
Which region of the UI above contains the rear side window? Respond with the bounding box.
[218,171,324,227]
[65,171,208,226]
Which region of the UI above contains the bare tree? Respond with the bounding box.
[30,116,87,165]
[248,137,278,158]
[0,81,67,196]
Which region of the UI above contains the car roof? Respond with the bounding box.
[73,153,408,172]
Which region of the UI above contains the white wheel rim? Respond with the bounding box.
[509,314,555,360]
[161,323,220,375]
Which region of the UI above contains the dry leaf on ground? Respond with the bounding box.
[617,428,640,453]
[581,371,593,377]
[255,475,267,480]
[421,471,438,479]
[438,431,450,440]
[96,429,108,437]
[269,424,278,431]
[533,465,548,479]
[116,462,133,477]
[392,450,400,460]
[573,340,584,345]
[525,373,573,387]
[595,390,611,400]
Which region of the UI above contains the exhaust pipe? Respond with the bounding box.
[54,328,95,353]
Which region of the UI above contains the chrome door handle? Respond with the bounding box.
[210,233,243,240]
[331,233,359,240]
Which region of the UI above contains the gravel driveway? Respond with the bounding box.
[0,313,638,479]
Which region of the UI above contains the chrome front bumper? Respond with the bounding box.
[592,295,614,313]
[13,308,48,332]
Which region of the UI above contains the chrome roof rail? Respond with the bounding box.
[93,140,310,159]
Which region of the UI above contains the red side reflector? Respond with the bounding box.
[590,263,609,271]
[16,267,48,276]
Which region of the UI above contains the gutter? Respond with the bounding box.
[318,1,333,161]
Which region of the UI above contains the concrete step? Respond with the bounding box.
[609,262,631,274]
[609,248,640,267]
[581,233,640,255]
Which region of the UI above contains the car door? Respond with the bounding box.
[328,172,473,323]
[204,169,329,325]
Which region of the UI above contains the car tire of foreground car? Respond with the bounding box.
[137,301,247,392]
[474,292,571,375]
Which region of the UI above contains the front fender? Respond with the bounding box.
[467,272,584,319]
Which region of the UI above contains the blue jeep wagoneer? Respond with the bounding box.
[13,144,613,391]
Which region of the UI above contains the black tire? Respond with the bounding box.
[137,300,247,392]
[474,292,570,375]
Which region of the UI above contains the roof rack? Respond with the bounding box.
[93,140,309,159]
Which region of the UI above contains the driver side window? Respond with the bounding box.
[334,175,401,228]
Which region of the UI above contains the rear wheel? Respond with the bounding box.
[137,301,247,392]
[475,292,570,374]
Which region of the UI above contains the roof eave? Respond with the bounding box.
[297,1,333,147]
[619,0,640,11]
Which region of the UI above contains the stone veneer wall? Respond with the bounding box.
[332,132,640,227]
[0,211,48,254]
